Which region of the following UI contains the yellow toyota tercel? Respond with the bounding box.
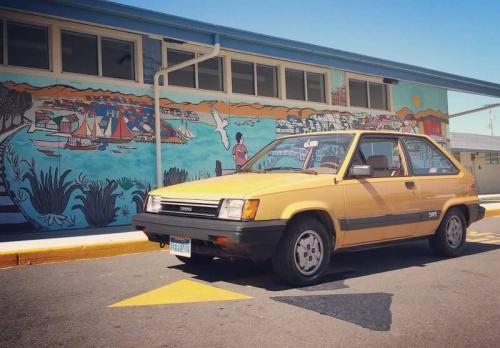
[133,130,485,286]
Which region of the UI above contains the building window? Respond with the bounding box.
[306,72,325,103]
[452,152,461,162]
[231,60,279,97]
[6,21,49,69]
[142,36,162,84]
[486,152,500,164]
[61,30,98,75]
[257,64,278,97]
[232,60,254,95]
[60,30,136,80]
[198,57,224,91]
[101,37,135,80]
[167,49,195,88]
[286,69,325,102]
[285,69,305,101]
[167,49,224,91]
[349,79,389,110]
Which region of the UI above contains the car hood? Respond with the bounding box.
[149,172,334,200]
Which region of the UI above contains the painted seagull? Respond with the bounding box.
[211,108,229,150]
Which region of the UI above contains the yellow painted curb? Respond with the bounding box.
[485,208,500,218]
[0,240,165,269]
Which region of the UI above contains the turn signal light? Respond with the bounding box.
[210,236,230,246]
[242,199,259,221]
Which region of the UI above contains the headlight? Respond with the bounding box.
[146,195,162,213]
[218,199,259,221]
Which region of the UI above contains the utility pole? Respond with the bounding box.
[488,108,495,136]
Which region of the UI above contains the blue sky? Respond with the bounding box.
[117,0,500,135]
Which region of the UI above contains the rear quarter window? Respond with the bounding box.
[402,136,458,176]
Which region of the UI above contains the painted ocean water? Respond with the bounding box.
[4,117,276,230]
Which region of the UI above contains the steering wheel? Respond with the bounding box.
[320,162,340,170]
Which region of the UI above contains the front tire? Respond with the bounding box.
[429,207,467,257]
[176,254,214,265]
[272,217,332,286]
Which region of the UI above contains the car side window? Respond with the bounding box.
[351,137,404,177]
[402,137,458,175]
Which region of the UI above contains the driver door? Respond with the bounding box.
[339,135,421,246]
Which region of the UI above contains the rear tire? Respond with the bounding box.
[272,217,331,286]
[429,207,467,257]
[176,254,214,265]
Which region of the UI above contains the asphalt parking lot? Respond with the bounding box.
[1,217,499,347]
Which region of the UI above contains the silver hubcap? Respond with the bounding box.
[446,216,463,248]
[294,230,324,276]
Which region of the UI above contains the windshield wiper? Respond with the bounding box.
[264,167,318,175]
[236,168,265,173]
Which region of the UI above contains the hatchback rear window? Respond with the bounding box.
[403,137,458,175]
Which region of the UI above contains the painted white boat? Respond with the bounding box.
[32,139,67,148]
[177,120,195,140]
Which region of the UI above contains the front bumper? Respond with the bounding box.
[132,213,287,261]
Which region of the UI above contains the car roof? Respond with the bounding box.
[277,130,431,140]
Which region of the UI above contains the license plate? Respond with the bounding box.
[169,236,191,257]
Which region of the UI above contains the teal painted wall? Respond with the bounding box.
[0,69,449,234]
[392,80,448,114]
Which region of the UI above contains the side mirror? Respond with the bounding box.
[350,165,373,178]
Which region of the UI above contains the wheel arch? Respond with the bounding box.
[444,204,470,226]
[286,209,338,249]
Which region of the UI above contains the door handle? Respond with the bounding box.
[405,181,415,189]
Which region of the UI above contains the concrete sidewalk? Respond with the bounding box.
[480,194,500,203]
[0,226,164,268]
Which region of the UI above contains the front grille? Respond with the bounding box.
[158,198,220,218]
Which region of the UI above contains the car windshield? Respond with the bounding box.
[241,133,354,174]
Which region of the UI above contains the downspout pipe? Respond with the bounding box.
[153,34,220,188]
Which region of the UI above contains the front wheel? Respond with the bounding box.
[272,217,332,286]
[176,254,214,265]
[429,207,467,257]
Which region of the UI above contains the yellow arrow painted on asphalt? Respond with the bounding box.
[109,279,252,307]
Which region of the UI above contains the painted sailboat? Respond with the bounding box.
[176,120,195,142]
[90,117,104,138]
[66,116,99,150]
[108,114,134,143]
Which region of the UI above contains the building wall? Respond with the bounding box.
[0,11,450,234]
[455,151,500,194]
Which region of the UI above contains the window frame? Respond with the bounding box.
[230,58,279,98]
[59,25,138,82]
[486,152,500,165]
[1,18,51,71]
[346,73,392,111]
[285,68,326,103]
[344,133,410,180]
[60,29,99,76]
[165,45,225,92]
[400,135,460,177]
[141,35,163,85]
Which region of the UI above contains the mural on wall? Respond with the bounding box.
[0,71,449,233]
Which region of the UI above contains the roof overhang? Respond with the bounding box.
[3,0,500,98]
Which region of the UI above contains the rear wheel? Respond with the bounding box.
[176,254,214,265]
[272,217,331,286]
[429,207,467,257]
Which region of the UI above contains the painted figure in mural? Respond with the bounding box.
[232,132,248,170]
